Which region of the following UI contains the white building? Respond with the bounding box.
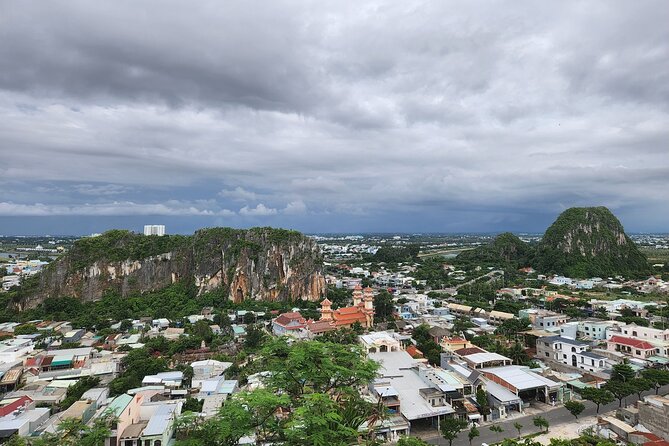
[143,225,166,236]
[537,336,608,373]
[0,339,34,364]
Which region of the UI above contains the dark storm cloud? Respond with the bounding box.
[0,0,668,234]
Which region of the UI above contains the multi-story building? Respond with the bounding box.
[519,309,569,330]
[577,320,623,341]
[537,336,608,373]
[143,224,166,236]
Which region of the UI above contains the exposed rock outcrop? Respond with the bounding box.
[19,227,325,309]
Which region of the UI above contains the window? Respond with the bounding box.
[636,350,641,355]
[545,352,549,357]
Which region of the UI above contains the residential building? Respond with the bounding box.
[272,312,308,338]
[479,365,565,405]
[143,225,166,236]
[607,336,659,360]
[578,320,623,341]
[0,338,34,364]
[638,394,669,441]
[537,336,608,372]
[519,309,569,329]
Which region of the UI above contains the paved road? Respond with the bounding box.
[424,384,669,446]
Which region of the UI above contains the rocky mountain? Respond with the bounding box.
[18,227,325,310]
[457,232,532,267]
[534,206,648,278]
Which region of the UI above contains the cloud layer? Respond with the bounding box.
[0,1,668,234]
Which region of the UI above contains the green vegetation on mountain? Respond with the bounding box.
[534,207,649,278]
[20,226,325,309]
[454,207,649,278]
[371,244,420,263]
[457,232,531,267]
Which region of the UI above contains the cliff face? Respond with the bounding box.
[19,227,325,310]
[534,207,648,278]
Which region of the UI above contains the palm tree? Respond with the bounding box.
[514,422,523,438]
[508,342,527,365]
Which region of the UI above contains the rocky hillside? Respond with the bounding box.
[19,227,325,310]
[534,207,649,278]
[457,232,531,267]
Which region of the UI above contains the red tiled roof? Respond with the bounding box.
[609,335,655,350]
[336,306,364,315]
[308,320,336,334]
[406,345,423,358]
[274,312,306,329]
[454,347,486,356]
[321,298,332,305]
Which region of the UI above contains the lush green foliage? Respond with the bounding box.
[458,232,532,268]
[371,244,420,263]
[108,348,168,395]
[579,387,614,413]
[564,400,585,419]
[174,339,381,446]
[60,376,100,410]
[534,207,649,278]
[412,324,443,365]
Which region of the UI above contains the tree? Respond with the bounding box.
[632,378,654,400]
[191,319,214,343]
[476,388,491,419]
[496,318,531,340]
[119,319,133,332]
[603,380,635,407]
[580,387,614,414]
[374,289,395,322]
[533,416,549,433]
[490,424,505,442]
[440,417,468,446]
[244,324,265,351]
[398,437,431,446]
[262,338,379,401]
[564,400,585,419]
[641,369,669,394]
[468,426,480,446]
[514,422,523,439]
[507,342,528,366]
[611,363,636,382]
[14,323,38,335]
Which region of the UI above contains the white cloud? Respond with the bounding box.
[283,200,307,215]
[239,203,278,217]
[219,187,258,202]
[0,201,235,217]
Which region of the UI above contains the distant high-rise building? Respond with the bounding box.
[143,225,166,236]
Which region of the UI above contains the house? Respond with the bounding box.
[536,336,608,373]
[0,338,34,364]
[457,350,513,370]
[519,309,569,329]
[359,331,403,354]
[638,394,669,441]
[272,312,308,337]
[607,336,658,360]
[578,320,622,341]
[142,371,184,388]
[0,406,50,439]
[118,398,183,446]
[440,337,472,352]
[369,350,455,430]
[479,365,565,405]
[486,311,515,326]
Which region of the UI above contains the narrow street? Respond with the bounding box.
[422,384,669,446]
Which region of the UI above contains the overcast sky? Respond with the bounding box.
[0,1,667,235]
